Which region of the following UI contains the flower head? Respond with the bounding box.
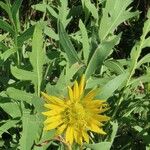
[41,75,110,145]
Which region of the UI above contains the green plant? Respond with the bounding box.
[0,0,150,149]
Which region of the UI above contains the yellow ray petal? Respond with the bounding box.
[56,124,67,135]
[73,81,79,100]
[88,123,106,134]
[65,126,74,144]
[44,115,61,124]
[74,130,82,145]
[73,129,78,144]
[82,131,89,143]
[83,88,99,101]
[42,109,63,116]
[44,121,63,131]
[88,118,104,127]
[41,92,64,105]
[87,107,109,114]
[78,134,83,145]
[86,100,106,107]
[94,115,110,122]
[98,107,110,113]
[68,86,73,101]
[98,128,107,135]
[79,75,85,96]
[44,104,65,111]
[84,102,107,110]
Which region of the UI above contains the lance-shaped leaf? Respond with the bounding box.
[19,113,43,150]
[129,10,150,83]
[0,1,10,15]
[0,19,15,35]
[85,35,120,79]
[82,0,98,23]
[79,20,90,63]
[6,87,33,104]
[97,72,129,99]
[58,0,71,28]
[104,59,125,75]
[11,0,23,28]
[99,0,139,41]
[0,119,19,136]
[17,25,35,46]
[11,65,36,81]
[58,21,81,65]
[30,23,45,96]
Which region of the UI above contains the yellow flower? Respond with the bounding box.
[41,75,110,145]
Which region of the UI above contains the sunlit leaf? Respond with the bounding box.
[99,0,139,41]
[85,35,120,78]
[58,21,81,65]
[30,23,45,96]
[97,72,129,99]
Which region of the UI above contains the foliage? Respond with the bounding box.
[0,0,150,149]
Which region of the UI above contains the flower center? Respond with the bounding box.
[63,102,86,126]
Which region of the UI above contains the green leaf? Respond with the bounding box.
[99,0,139,41]
[32,4,47,12]
[46,5,58,18]
[58,0,71,28]
[129,75,150,86]
[46,63,83,97]
[58,21,81,65]
[30,23,45,96]
[11,65,36,81]
[85,142,111,150]
[110,121,118,145]
[17,26,35,46]
[0,102,21,118]
[142,37,150,48]
[85,35,120,78]
[0,1,10,16]
[0,48,15,62]
[31,96,44,113]
[56,62,83,88]
[82,0,98,21]
[6,87,33,104]
[0,119,19,136]
[44,26,58,40]
[85,122,118,150]
[140,13,150,49]
[136,54,150,68]
[147,9,150,18]
[128,11,150,84]
[0,19,15,35]
[12,0,23,16]
[38,130,55,144]
[0,42,9,51]
[104,59,125,74]
[32,4,58,18]
[79,20,90,63]
[19,113,43,150]
[97,72,129,99]
[86,76,110,89]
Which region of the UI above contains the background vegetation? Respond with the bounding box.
[0,0,150,149]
